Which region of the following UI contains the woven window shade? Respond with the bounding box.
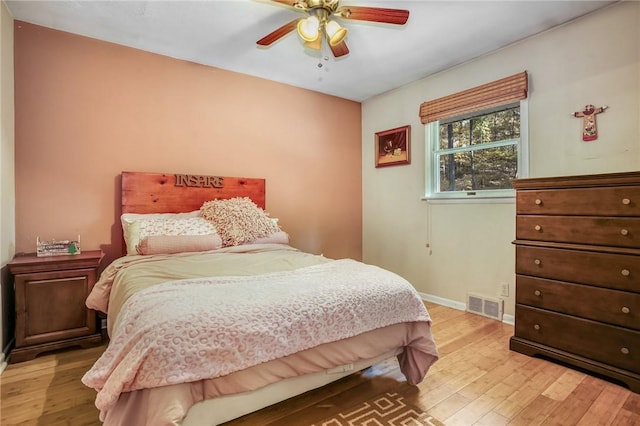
[419,71,528,124]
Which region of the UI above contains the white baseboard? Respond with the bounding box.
[1,338,14,375]
[419,292,514,326]
[419,292,466,311]
[0,353,6,375]
[502,314,515,326]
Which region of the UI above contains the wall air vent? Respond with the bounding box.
[467,293,504,321]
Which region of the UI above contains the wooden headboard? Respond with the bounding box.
[121,171,266,214]
[120,172,267,256]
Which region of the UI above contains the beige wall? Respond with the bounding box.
[13,22,362,267]
[362,2,640,318]
[0,1,15,368]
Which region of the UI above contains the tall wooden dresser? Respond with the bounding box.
[511,171,640,392]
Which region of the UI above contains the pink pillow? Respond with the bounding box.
[247,231,290,245]
[136,234,222,255]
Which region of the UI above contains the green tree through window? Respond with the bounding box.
[425,103,527,200]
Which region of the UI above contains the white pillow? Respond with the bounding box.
[120,211,213,255]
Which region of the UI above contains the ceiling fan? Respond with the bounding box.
[257,0,409,58]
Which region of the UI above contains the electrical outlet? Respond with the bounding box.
[500,283,510,297]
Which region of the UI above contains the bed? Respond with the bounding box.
[82,171,439,426]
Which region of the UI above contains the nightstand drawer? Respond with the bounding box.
[515,245,639,292]
[516,275,640,330]
[515,305,640,374]
[516,215,640,248]
[516,186,640,216]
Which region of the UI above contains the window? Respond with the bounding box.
[425,102,528,200]
[419,71,529,201]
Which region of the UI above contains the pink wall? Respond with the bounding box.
[14,22,362,265]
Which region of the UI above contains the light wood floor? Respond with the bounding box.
[1,302,639,425]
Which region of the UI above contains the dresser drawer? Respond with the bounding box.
[517,215,640,248]
[516,275,640,330]
[515,245,639,292]
[517,186,640,216]
[515,305,640,374]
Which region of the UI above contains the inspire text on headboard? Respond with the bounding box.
[175,174,224,188]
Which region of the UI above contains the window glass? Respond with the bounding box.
[438,145,518,192]
[425,102,527,200]
[439,107,520,150]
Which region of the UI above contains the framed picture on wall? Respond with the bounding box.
[375,125,410,168]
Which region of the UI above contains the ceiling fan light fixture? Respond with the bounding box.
[297,16,320,42]
[258,0,410,58]
[325,20,347,46]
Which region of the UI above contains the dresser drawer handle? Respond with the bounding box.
[534,290,541,296]
[535,199,542,205]
[622,306,630,314]
[533,324,540,330]
[621,229,629,236]
[622,198,631,205]
[534,259,541,266]
[534,225,542,232]
[621,347,630,355]
[622,269,630,277]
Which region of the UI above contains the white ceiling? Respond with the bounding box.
[5,0,615,102]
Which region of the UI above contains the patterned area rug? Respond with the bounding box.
[312,392,445,426]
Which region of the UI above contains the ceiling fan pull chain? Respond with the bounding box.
[318,29,327,68]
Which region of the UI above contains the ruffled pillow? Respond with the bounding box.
[200,197,280,247]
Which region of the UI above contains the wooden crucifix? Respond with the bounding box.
[573,104,608,141]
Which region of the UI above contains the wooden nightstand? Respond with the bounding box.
[8,250,104,363]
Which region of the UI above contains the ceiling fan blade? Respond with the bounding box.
[329,40,349,58]
[257,19,300,46]
[270,0,298,6]
[335,6,409,25]
[263,0,309,11]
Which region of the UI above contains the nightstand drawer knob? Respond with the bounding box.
[621,347,630,355]
[622,306,630,314]
[534,290,541,296]
[622,198,631,205]
[533,324,540,330]
[622,269,630,277]
[621,229,629,236]
[535,199,542,205]
[534,259,541,265]
[534,225,542,231]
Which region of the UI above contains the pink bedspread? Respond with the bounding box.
[82,258,433,418]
